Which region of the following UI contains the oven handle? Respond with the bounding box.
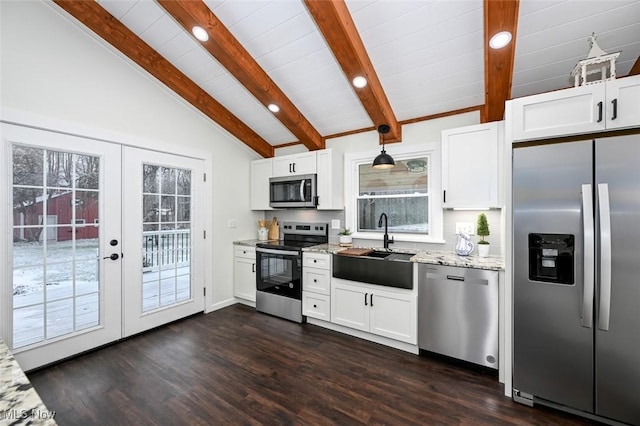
[256,247,300,257]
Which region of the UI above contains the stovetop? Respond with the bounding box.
[256,240,320,251]
[256,221,328,252]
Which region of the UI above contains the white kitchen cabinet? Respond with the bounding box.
[331,278,417,344]
[250,158,273,210]
[302,252,331,321]
[316,149,343,210]
[605,75,640,130]
[233,246,256,303]
[442,121,503,209]
[509,74,640,142]
[272,151,317,177]
[251,149,342,210]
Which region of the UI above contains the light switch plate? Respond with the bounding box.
[331,219,341,229]
[228,219,237,229]
[455,222,475,235]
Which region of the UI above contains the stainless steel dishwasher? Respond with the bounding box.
[418,264,498,369]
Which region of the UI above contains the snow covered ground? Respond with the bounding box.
[12,238,190,348]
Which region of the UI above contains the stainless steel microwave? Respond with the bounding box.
[269,174,317,208]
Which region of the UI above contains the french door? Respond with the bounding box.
[121,147,204,337]
[3,124,204,370]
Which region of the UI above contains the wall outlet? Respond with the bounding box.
[331,219,341,229]
[455,222,475,235]
[228,219,237,229]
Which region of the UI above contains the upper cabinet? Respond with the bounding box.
[509,75,640,142]
[250,158,273,211]
[316,149,343,210]
[250,149,343,211]
[272,152,317,177]
[442,121,503,209]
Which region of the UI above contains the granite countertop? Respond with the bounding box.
[0,339,57,424]
[410,250,504,271]
[304,244,504,271]
[233,239,276,247]
[234,240,504,271]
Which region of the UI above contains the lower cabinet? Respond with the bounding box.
[331,278,417,344]
[302,252,331,320]
[234,246,256,302]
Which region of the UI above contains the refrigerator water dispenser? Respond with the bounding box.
[528,233,574,284]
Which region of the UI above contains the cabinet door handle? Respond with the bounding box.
[364,293,368,306]
[252,263,255,273]
[597,101,603,123]
[443,190,446,203]
[611,99,618,120]
[292,162,296,173]
[370,293,374,307]
[288,163,292,173]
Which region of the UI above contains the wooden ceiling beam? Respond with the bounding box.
[483,0,519,122]
[52,0,274,158]
[629,55,640,76]
[304,0,401,144]
[157,0,324,152]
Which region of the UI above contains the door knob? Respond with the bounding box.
[103,253,119,260]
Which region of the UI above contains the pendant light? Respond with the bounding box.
[372,124,395,169]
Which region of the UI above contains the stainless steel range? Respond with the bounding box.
[255,222,328,323]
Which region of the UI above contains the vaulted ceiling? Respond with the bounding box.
[53,0,640,158]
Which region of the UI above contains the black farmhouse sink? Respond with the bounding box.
[332,251,415,289]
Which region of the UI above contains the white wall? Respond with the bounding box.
[272,112,504,254]
[0,1,262,313]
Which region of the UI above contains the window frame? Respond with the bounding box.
[344,142,444,244]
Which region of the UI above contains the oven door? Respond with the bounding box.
[256,248,302,299]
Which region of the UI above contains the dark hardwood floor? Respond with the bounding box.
[28,304,596,425]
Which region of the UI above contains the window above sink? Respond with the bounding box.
[344,142,444,244]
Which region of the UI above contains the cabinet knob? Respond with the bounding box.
[313,304,317,308]
[313,259,317,263]
[313,279,317,283]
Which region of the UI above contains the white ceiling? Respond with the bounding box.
[95,0,640,147]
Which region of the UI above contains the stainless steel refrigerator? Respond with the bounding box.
[513,135,640,425]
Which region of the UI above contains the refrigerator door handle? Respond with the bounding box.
[581,184,595,328]
[598,183,612,331]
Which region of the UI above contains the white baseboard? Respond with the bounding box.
[206,298,237,313]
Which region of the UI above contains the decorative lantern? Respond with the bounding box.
[571,33,620,87]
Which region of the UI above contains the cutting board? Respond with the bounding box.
[337,247,374,257]
[267,217,279,240]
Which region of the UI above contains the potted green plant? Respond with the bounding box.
[477,213,490,257]
[338,227,353,246]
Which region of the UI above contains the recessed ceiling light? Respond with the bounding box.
[352,76,367,88]
[192,26,209,42]
[268,104,280,113]
[489,31,512,49]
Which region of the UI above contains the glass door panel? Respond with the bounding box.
[141,164,192,312]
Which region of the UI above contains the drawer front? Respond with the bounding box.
[303,268,330,295]
[303,252,330,270]
[302,292,330,321]
[234,245,256,259]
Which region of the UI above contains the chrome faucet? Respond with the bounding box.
[378,213,394,249]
